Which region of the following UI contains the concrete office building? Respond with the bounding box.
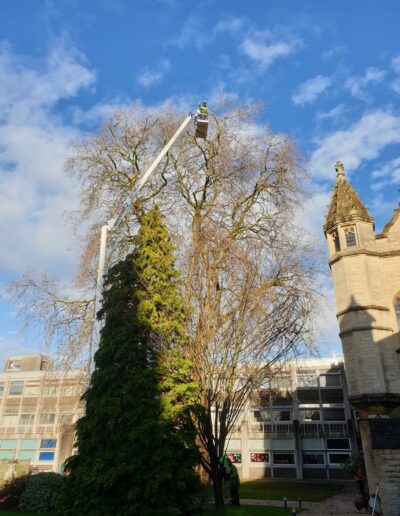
[225,356,358,480]
[0,355,84,473]
[0,353,358,482]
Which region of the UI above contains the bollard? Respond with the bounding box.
[298,497,302,509]
[283,497,288,510]
[291,509,297,516]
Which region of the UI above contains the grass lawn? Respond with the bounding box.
[240,480,344,502]
[205,506,302,515]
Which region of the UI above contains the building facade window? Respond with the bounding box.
[299,409,320,421]
[2,410,18,427]
[251,453,269,463]
[40,439,56,449]
[302,453,325,465]
[39,452,55,461]
[227,452,241,463]
[273,453,295,465]
[328,453,350,465]
[344,226,357,247]
[9,381,24,395]
[39,414,56,425]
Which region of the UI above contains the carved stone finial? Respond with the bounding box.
[335,161,345,178]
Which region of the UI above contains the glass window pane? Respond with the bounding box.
[323,409,346,421]
[273,411,291,421]
[24,383,40,396]
[40,439,56,449]
[226,452,241,463]
[329,453,350,465]
[345,227,357,247]
[251,453,269,463]
[38,452,54,461]
[0,451,14,460]
[298,389,319,404]
[303,453,325,465]
[326,438,350,450]
[273,453,295,465]
[9,381,24,395]
[297,376,318,388]
[19,414,35,425]
[299,409,320,421]
[39,414,55,425]
[0,382,4,394]
[20,439,38,449]
[18,450,36,461]
[0,440,17,449]
[319,375,341,387]
[2,413,18,426]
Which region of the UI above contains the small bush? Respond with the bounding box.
[19,472,64,513]
[0,474,30,510]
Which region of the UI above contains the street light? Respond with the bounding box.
[88,105,209,374]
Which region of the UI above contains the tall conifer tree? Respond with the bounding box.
[58,206,200,516]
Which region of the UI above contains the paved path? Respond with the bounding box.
[241,482,368,515]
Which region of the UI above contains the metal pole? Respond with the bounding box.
[88,224,109,375]
[138,115,192,188]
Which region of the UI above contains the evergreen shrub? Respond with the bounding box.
[0,474,29,510]
[19,472,64,513]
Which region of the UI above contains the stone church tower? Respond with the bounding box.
[324,161,400,515]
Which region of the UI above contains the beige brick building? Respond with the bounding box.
[324,161,400,515]
[0,354,84,474]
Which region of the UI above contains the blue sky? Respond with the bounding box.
[1,0,400,362]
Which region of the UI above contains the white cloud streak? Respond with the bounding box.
[292,75,332,106]
[344,67,386,101]
[174,15,245,49]
[137,59,171,88]
[240,31,299,71]
[309,111,400,179]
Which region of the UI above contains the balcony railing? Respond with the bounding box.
[300,422,348,437]
[250,422,293,436]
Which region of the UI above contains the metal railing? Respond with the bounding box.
[300,422,348,437]
[250,422,293,435]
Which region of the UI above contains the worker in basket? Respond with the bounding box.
[198,100,208,120]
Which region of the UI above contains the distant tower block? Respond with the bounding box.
[324,162,400,516]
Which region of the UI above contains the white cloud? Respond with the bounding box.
[390,78,400,95]
[309,111,400,179]
[292,75,332,106]
[0,42,96,277]
[317,103,348,121]
[240,31,299,71]
[370,157,400,191]
[137,59,170,88]
[174,15,245,49]
[391,56,400,74]
[344,66,386,101]
[321,46,347,61]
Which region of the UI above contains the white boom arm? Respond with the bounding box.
[88,114,195,374]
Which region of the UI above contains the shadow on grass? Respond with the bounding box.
[239,480,344,502]
[204,506,302,516]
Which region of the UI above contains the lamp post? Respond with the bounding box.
[87,106,209,375]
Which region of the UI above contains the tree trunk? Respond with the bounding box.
[211,460,225,511]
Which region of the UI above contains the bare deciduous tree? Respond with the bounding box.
[10,102,318,508]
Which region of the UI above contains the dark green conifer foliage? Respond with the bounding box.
[57,206,200,516]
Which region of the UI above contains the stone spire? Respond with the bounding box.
[324,161,374,232]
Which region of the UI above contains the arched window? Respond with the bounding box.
[344,226,357,247]
[395,297,400,329]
